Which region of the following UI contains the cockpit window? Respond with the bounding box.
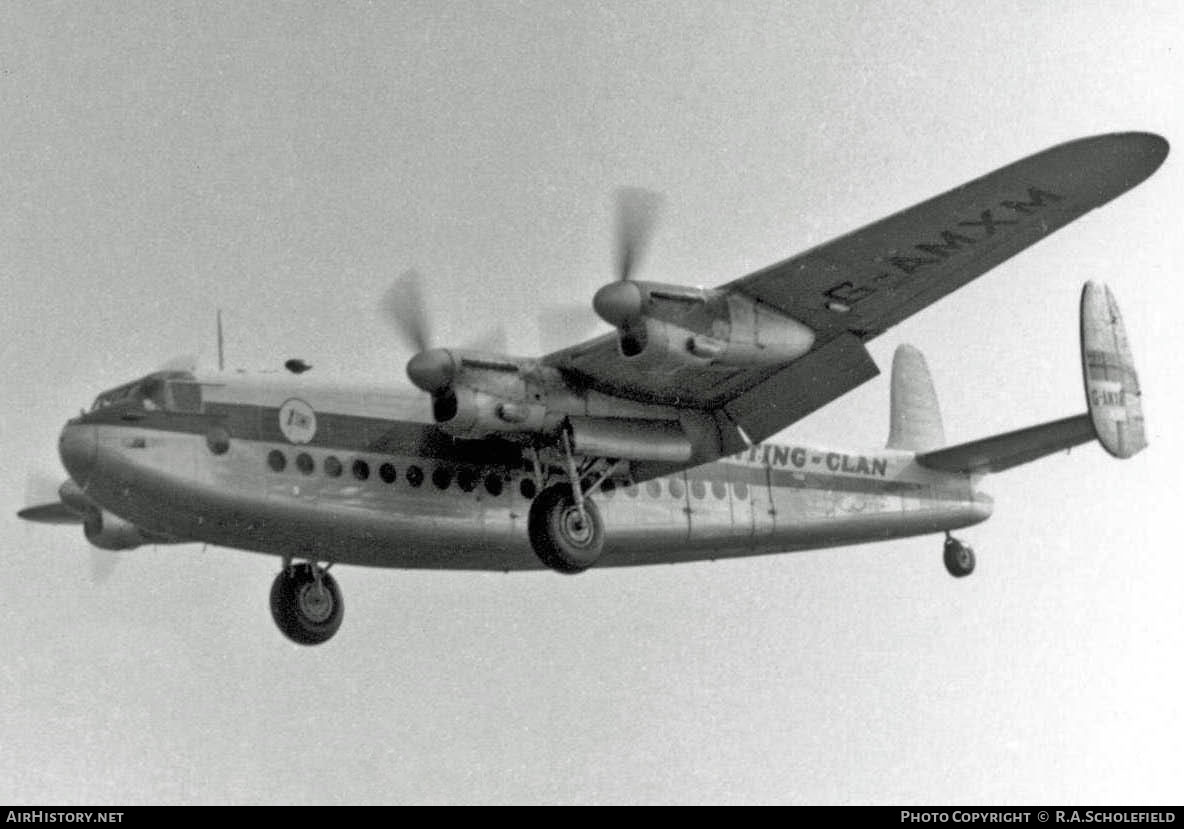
[90,371,201,413]
[166,381,202,413]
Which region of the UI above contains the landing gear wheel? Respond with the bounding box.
[528,485,604,574]
[943,536,975,578]
[270,563,344,645]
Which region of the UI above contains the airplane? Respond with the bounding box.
[18,132,1166,645]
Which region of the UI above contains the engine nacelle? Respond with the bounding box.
[593,280,815,369]
[83,509,145,551]
[568,416,693,463]
[407,349,554,439]
[433,384,556,439]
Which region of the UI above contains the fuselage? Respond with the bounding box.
[59,370,992,570]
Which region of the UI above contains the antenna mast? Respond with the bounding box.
[216,310,225,372]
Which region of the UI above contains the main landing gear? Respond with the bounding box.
[529,485,604,573]
[527,431,615,574]
[270,560,344,645]
[943,533,975,578]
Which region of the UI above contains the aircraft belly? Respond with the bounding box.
[597,474,989,565]
[78,426,990,571]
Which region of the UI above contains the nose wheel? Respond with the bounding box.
[943,533,975,578]
[270,561,344,645]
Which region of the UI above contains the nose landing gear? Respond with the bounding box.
[270,561,344,645]
[943,533,975,578]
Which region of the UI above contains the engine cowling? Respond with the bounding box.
[407,349,563,440]
[593,280,816,369]
[83,509,145,551]
[432,384,554,438]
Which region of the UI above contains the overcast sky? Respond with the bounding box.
[1,1,1181,805]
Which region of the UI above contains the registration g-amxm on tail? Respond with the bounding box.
[19,132,1166,645]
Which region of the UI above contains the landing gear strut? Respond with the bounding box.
[943,533,975,578]
[270,561,344,645]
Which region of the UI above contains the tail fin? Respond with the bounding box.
[1081,281,1146,458]
[915,282,1145,474]
[886,344,946,452]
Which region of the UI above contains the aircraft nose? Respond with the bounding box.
[59,423,97,486]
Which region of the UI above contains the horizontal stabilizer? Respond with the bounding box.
[915,414,1095,475]
[916,281,1145,475]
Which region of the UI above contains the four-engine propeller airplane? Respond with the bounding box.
[19,132,1166,645]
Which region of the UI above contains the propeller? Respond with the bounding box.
[24,471,64,509]
[389,188,663,360]
[382,269,432,354]
[382,268,511,392]
[537,302,606,354]
[21,472,116,585]
[594,187,663,327]
[157,354,199,373]
[614,186,663,283]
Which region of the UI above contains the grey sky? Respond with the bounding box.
[1,1,1181,804]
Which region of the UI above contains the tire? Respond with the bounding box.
[270,563,344,645]
[528,485,604,574]
[943,538,976,578]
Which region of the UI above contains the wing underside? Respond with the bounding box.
[545,133,1167,446]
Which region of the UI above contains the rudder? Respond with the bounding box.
[1081,281,1146,458]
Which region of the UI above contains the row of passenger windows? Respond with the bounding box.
[264,449,751,501]
[266,449,511,496]
[600,477,748,500]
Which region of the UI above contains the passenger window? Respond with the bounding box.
[206,427,230,456]
[690,479,706,500]
[484,473,503,496]
[324,456,343,477]
[296,453,314,475]
[646,480,661,498]
[352,459,370,481]
[267,450,286,472]
[668,478,684,499]
[711,480,727,500]
[733,480,748,500]
[432,466,453,490]
[406,465,424,487]
[379,463,396,484]
[519,478,537,500]
[457,468,477,492]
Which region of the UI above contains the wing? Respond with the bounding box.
[546,133,1168,444]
